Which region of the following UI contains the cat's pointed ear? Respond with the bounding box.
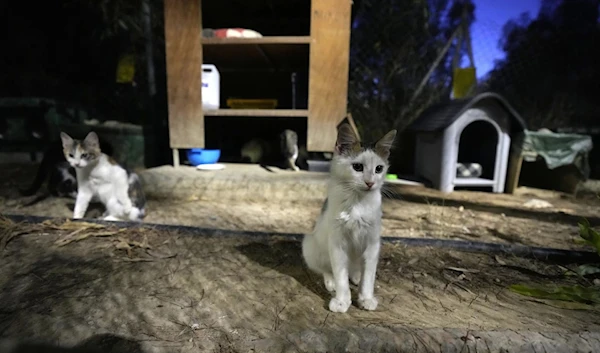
[375,129,397,160]
[335,123,359,155]
[83,131,100,149]
[60,132,73,149]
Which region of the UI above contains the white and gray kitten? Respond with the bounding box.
[60,131,146,222]
[302,123,396,313]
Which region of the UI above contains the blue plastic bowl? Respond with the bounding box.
[186,148,221,166]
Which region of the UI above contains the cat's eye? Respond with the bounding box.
[352,163,363,172]
[375,165,384,174]
[68,153,74,158]
[81,153,88,159]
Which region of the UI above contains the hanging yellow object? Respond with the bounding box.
[116,54,135,83]
[452,67,476,99]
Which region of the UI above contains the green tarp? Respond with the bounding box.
[519,129,593,178]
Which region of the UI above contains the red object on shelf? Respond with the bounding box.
[204,28,263,38]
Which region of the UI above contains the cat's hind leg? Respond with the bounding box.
[105,197,126,220]
[302,234,325,274]
[127,207,144,222]
[302,233,334,291]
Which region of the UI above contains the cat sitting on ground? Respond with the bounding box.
[60,131,146,222]
[20,134,114,200]
[302,123,396,313]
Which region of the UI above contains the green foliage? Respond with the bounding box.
[509,284,600,305]
[484,0,600,129]
[348,0,476,140]
[569,264,600,277]
[72,0,164,41]
[579,219,600,255]
[508,218,600,309]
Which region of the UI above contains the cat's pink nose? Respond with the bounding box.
[365,182,374,189]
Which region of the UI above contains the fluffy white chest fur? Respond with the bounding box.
[329,185,382,249]
[76,155,129,205]
[302,123,397,313]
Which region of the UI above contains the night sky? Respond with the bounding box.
[471,0,542,78]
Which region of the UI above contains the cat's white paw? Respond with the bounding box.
[350,271,361,286]
[357,296,378,311]
[324,275,335,292]
[329,297,351,313]
[128,207,141,221]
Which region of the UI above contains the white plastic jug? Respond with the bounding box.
[201,64,220,110]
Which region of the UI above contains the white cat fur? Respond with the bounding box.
[302,124,396,313]
[61,131,142,222]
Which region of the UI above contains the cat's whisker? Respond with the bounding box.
[381,185,400,200]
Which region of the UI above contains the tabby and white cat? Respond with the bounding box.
[60,131,146,222]
[240,129,307,171]
[302,123,396,313]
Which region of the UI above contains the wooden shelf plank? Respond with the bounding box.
[204,109,308,117]
[454,177,496,186]
[202,36,311,45]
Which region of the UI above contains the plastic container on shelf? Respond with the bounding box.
[226,98,278,109]
[201,64,220,110]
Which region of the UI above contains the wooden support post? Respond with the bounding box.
[307,0,352,152]
[163,0,204,149]
[172,149,180,168]
[505,131,526,194]
[505,151,523,194]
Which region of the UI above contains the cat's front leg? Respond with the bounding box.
[328,239,352,313]
[73,189,93,219]
[357,240,381,311]
[288,157,299,171]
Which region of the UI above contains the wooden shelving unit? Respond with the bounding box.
[163,0,352,166]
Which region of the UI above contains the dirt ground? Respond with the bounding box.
[2,163,600,251]
[0,218,599,352]
[2,162,600,351]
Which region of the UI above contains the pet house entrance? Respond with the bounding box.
[456,120,498,190]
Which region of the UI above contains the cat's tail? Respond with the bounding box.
[21,191,52,207]
[259,163,276,173]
